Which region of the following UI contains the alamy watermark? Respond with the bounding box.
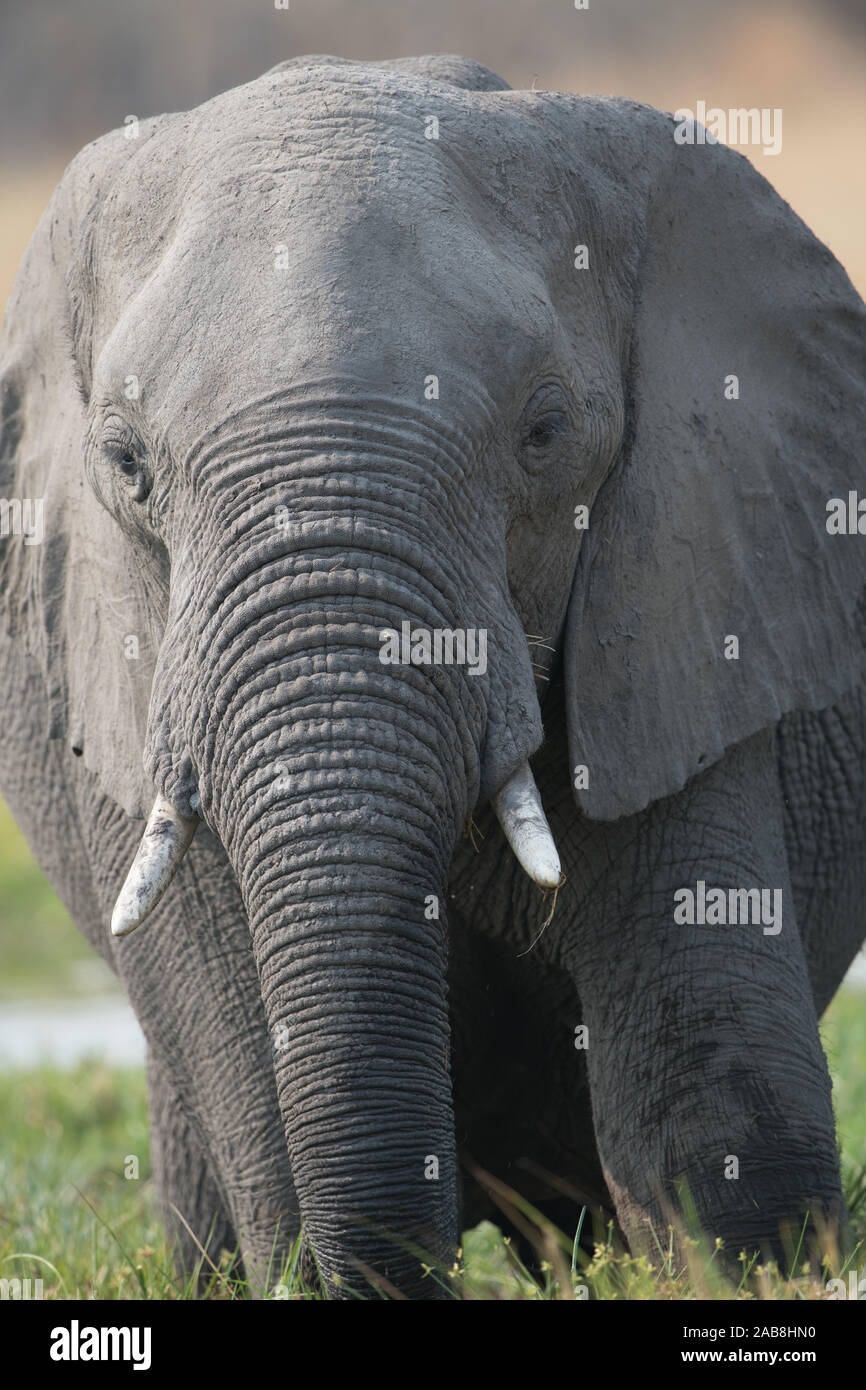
[674,103,782,157]
[379,621,487,677]
[674,880,782,935]
[826,492,866,534]
[0,497,44,545]
[1,1277,43,1299]
[49,1321,151,1370]
[826,1269,866,1299]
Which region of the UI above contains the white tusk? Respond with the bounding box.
[111,795,198,937]
[492,760,562,889]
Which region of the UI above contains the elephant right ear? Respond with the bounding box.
[0,131,166,819]
[560,99,866,821]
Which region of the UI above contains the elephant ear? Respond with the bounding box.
[0,129,167,819]
[562,99,866,820]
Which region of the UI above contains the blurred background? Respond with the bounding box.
[0,0,863,1100]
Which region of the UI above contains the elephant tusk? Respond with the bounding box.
[491,760,562,889]
[110,795,198,937]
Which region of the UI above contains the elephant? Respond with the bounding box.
[1,52,865,1300]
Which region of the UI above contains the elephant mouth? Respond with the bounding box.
[110,759,562,937]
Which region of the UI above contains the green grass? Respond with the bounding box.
[0,1064,170,1299]
[822,989,866,1175]
[1,1051,863,1301]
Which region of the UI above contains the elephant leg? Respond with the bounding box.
[146,1048,239,1290]
[77,791,300,1295]
[778,690,866,1014]
[555,728,845,1270]
[447,896,612,1242]
[0,651,298,1291]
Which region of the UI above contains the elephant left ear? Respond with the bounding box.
[560,99,866,821]
[0,132,164,820]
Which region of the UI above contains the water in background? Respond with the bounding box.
[1,954,864,1070]
[0,996,145,1068]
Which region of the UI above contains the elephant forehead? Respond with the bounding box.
[94,65,580,290]
[182,61,526,175]
[84,67,626,438]
[92,198,564,441]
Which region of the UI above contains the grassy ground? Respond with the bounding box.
[1,1059,864,1301]
[1,798,864,1298]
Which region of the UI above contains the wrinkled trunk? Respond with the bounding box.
[214,636,466,1295]
[222,648,468,1295]
[218,624,469,1295]
[239,752,457,1296]
[141,434,536,1294]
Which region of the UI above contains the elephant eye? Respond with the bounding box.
[523,410,570,450]
[111,443,151,501]
[98,418,152,502]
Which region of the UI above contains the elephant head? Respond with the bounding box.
[1,55,863,1294]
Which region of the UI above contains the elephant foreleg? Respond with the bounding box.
[559,728,845,1271]
[147,1049,239,1291]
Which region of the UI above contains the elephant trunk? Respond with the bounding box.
[245,785,455,1295]
[224,676,463,1295]
[183,515,477,1291]
[131,431,545,1294]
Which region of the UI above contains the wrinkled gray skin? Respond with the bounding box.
[1,55,865,1298]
